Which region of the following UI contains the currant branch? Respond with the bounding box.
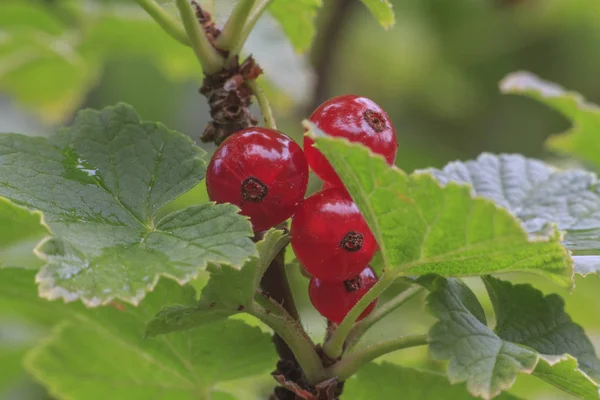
[345,284,425,348]
[328,334,429,381]
[134,0,191,46]
[226,0,274,63]
[247,79,277,130]
[175,0,224,74]
[216,0,256,51]
[323,273,397,360]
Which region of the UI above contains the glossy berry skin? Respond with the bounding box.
[309,266,378,324]
[305,95,397,186]
[291,187,377,282]
[206,128,309,232]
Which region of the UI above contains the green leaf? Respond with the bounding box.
[0,198,47,269]
[426,277,538,399]
[306,125,572,285]
[0,1,199,122]
[0,104,256,306]
[25,279,276,400]
[358,0,395,29]
[344,363,521,400]
[0,2,101,123]
[500,71,600,169]
[426,276,600,399]
[146,229,288,336]
[269,0,322,52]
[425,153,600,277]
[483,276,600,396]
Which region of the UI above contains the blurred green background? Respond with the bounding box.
[2,0,600,399]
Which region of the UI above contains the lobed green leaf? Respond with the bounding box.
[306,125,572,285]
[425,275,600,399]
[146,229,288,336]
[23,278,276,400]
[0,104,256,306]
[344,362,521,400]
[425,153,600,277]
[500,71,600,169]
[358,0,395,28]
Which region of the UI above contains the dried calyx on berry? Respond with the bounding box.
[206,127,309,232]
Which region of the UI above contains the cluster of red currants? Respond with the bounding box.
[206,95,397,324]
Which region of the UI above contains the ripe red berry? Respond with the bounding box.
[206,128,309,232]
[308,266,378,324]
[291,187,377,282]
[305,95,397,186]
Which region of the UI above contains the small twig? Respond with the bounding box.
[247,79,277,130]
[216,0,256,50]
[346,285,425,348]
[226,0,274,62]
[323,273,396,360]
[175,0,224,74]
[327,334,429,381]
[134,0,191,46]
[248,301,327,385]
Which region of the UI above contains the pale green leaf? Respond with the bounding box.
[358,0,395,29]
[0,198,47,269]
[268,0,322,52]
[0,104,256,306]
[425,153,600,277]
[500,71,600,169]
[426,276,600,399]
[146,229,288,336]
[306,125,571,285]
[483,276,600,397]
[25,279,276,400]
[344,363,521,400]
[425,277,538,399]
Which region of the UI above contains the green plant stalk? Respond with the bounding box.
[247,80,277,130]
[323,273,396,360]
[227,0,274,61]
[216,0,256,50]
[346,285,425,349]
[175,0,224,74]
[248,302,327,384]
[328,334,429,381]
[134,0,191,46]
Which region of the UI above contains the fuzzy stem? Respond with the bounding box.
[328,334,428,381]
[323,273,396,360]
[134,0,191,46]
[175,0,224,74]
[226,0,273,61]
[346,285,425,348]
[247,79,277,130]
[216,0,256,50]
[248,302,327,384]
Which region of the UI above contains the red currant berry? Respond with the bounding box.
[309,266,378,324]
[305,95,397,186]
[291,187,377,282]
[206,128,309,232]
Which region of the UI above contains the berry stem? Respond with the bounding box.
[322,273,396,360]
[327,334,429,381]
[134,0,191,46]
[247,79,277,130]
[226,0,274,62]
[345,284,425,348]
[175,0,224,74]
[248,301,327,384]
[216,0,256,51]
